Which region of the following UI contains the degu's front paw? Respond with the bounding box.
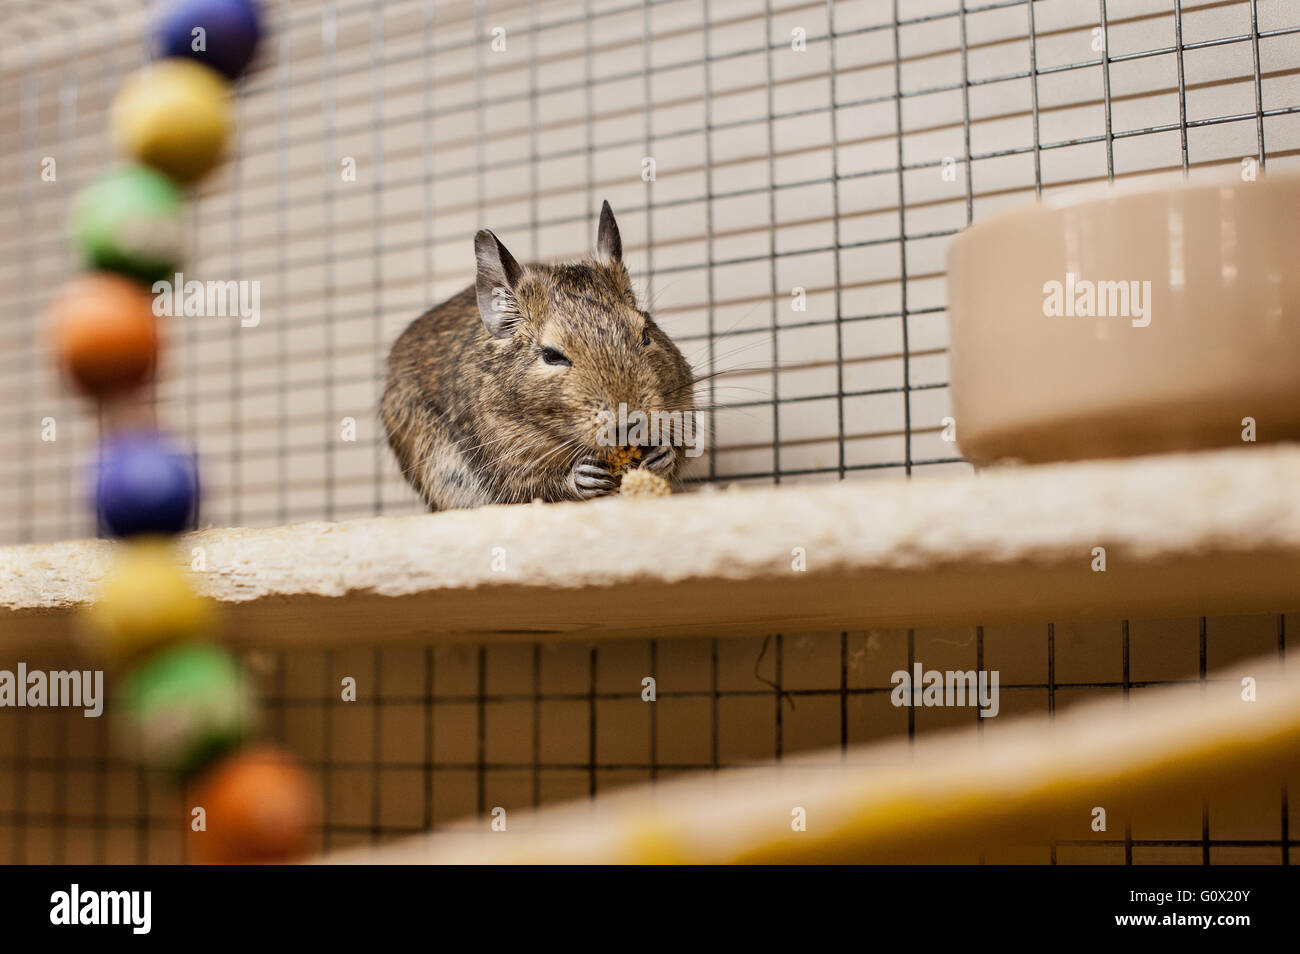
[640,443,677,476]
[571,455,619,499]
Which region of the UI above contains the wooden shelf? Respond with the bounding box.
[331,649,1300,863]
[4,444,1300,653]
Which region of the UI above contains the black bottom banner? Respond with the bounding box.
[0,863,1290,941]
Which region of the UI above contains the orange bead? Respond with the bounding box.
[49,273,158,397]
[187,745,318,864]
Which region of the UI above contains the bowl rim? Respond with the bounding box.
[947,168,1300,253]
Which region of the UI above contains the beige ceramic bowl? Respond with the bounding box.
[946,172,1300,464]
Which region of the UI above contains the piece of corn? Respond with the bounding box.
[605,445,643,473]
[620,468,671,497]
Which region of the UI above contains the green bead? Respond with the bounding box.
[70,164,185,285]
[117,644,257,778]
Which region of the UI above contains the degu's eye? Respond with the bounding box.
[539,346,571,367]
[640,325,652,348]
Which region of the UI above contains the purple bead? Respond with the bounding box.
[156,0,262,80]
[95,432,199,538]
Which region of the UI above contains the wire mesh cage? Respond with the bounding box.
[1,0,1298,864]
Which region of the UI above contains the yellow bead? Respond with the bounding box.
[111,59,233,184]
[82,539,214,663]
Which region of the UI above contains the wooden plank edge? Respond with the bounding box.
[328,650,1300,864]
[3,444,1299,651]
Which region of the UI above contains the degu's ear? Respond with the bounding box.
[474,229,525,338]
[596,200,622,265]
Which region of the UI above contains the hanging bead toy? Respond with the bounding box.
[49,0,317,864]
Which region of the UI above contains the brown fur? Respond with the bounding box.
[381,204,694,511]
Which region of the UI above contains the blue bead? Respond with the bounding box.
[156,0,262,80]
[95,432,199,538]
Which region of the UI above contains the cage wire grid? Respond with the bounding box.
[0,0,1298,863]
